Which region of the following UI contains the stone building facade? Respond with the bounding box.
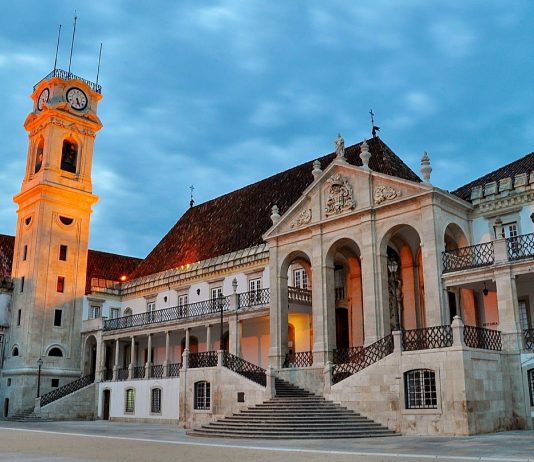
[0,69,533,435]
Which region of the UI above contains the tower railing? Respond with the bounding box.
[34,68,102,94]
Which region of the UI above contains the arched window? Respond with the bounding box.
[528,369,534,407]
[34,137,44,173]
[404,369,437,409]
[11,347,19,357]
[151,387,162,414]
[194,381,210,410]
[125,388,135,413]
[61,139,78,173]
[48,347,63,357]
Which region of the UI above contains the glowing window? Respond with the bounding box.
[125,388,135,413]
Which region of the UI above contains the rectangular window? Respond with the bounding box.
[529,369,534,407]
[495,221,518,239]
[194,381,211,410]
[20,277,25,293]
[51,378,60,388]
[293,268,308,289]
[59,245,68,261]
[151,388,162,414]
[110,307,120,319]
[16,310,21,326]
[405,369,438,409]
[211,287,223,300]
[147,300,156,321]
[178,294,188,317]
[125,389,135,413]
[90,305,102,319]
[249,278,261,303]
[54,309,62,327]
[57,276,65,293]
[23,245,27,261]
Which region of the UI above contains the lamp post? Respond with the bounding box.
[387,257,401,331]
[36,357,43,398]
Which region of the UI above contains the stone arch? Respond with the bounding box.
[444,222,469,251]
[45,344,66,357]
[60,136,80,173]
[83,335,98,376]
[34,136,44,173]
[11,345,20,357]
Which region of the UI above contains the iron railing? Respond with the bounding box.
[332,334,394,384]
[507,233,534,261]
[523,329,534,351]
[150,364,164,378]
[34,68,102,94]
[332,346,364,364]
[168,363,182,377]
[40,374,94,407]
[238,288,270,309]
[288,286,312,305]
[463,325,502,351]
[402,325,453,351]
[222,351,266,386]
[103,297,230,331]
[282,351,313,368]
[117,368,129,381]
[188,351,218,368]
[102,369,113,381]
[132,366,145,379]
[442,242,495,273]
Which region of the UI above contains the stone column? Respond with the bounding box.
[145,333,152,378]
[495,269,522,351]
[268,244,288,368]
[95,337,105,382]
[206,325,212,352]
[163,330,170,377]
[113,338,120,381]
[185,328,190,350]
[228,314,241,356]
[128,336,135,380]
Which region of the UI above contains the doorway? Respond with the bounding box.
[102,390,110,420]
[335,308,349,349]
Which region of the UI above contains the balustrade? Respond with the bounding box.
[463,325,502,351]
[523,329,534,351]
[402,326,453,351]
[507,233,534,261]
[40,374,94,407]
[238,288,270,309]
[222,351,266,386]
[282,351,313,368]
[288,286,312,305]
[188,351,218,368]
[442,242,495,273]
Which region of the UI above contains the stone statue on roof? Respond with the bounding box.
[335,133,345,161]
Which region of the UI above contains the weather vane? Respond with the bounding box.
[189,185,195,208]
[369,109,380,138]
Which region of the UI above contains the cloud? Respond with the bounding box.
[429,19,478,58]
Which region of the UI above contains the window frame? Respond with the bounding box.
[125,388,135,414]
[59,245,68,261]
[151,387,162,414]
[110,307,121,319]
[528,369,534,407]
[404,369,438,410]
[194,381,211,411]
[57,276,65,293]
[53,309,63,327]
[293,268,309,289]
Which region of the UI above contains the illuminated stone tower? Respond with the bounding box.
[2,69,102,412]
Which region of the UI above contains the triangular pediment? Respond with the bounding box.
[264,159,432,239]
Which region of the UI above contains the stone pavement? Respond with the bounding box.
[0,421,533,462]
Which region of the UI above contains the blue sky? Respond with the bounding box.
[1,1,533,258]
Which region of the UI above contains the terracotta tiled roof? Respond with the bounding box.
[0,233,141,294]
[131,137,421,278]
[452,151,534,201]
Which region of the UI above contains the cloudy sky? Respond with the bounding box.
[1,1,533,258]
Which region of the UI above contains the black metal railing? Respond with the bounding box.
[507,233,534,261]
[402,325,453,351]
[117,368,129,381]
[34,68,102,93]
[523,329,534,351]
[40,374,94,407]
[288,286,312,305]
[332,346,364,364]
[463,325,502,351]
[132,366,144,379]
[222,351,266,386]
[238,288,270,309]
[188,351,218,368]
[442,242,495,273]
[282,351,313,368]
[102,369,113,381]
[103,297,230,331]
[332,334,394,384]
[168,363,182,377]
[150,364,164,378]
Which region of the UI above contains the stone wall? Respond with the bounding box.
[276,366,324,395]
[39,383,96,420]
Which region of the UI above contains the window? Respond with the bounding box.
[60,139,78,173]
[147,300,156,321]
[110,307,121,319]
[405,369,438,409]
[211,287,223,300]
[528,369,534,407]
[57,276,65,293]
[178,294,188,316]
[90,305,102,319]
[194,381,211,410]
[23,245,28,261]
[51,378,60,387]
[12,347,19,357]
[48,347,63,357]
[20,277,24,293]
[125,388,135,413]
[54,309,62,327]
[151,388,162,414]
[519,299,531,331]
[34,137,44,173]
[249,278,261,302]
[7,378,11,387]
[16,310,21,326]
[293,268,308,289]
[494,221,518,239]
[59,245,67,261]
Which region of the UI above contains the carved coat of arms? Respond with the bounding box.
[374,185,401,204]
[324,174,355,216]
[291,209,312,228]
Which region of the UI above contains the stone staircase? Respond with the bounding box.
[6,407,52,422]
[188,378,396,439]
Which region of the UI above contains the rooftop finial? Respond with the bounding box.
[270,205,280,225]
[360,139,371,169]
[189,185,195,208]
[335,133,346,162]
[420,151,432,183]
[312,159,322,180]
[370,109,380,138]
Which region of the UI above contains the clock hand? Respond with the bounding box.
[76,97,80,105]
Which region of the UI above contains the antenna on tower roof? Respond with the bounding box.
[68,11,77,74]
[53,24,62,71]
[369,109,380,138]
[95,42,103,87]
[189,185,195,208]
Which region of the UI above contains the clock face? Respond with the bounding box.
[66,87,88,111]
[37,88,49,111]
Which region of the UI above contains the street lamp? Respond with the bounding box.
[387,257,401,331]
[36,357,43,398]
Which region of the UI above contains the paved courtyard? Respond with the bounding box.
[0,421,533,462]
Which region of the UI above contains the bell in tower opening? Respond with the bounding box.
[61,139,78,173]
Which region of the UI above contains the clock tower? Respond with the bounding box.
[2,69,102,412]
